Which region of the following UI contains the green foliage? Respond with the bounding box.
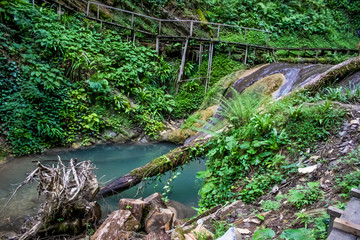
[197,91,292,210]
[287,182,322,209]
[261,200,281,211]
[335,170,360,201]
[253,228,315,240]
[196,87,346,211]
[219,88,266,127]
[197,54,244,86]
[173,80,205,119]
[212,221,230,239]
[200,0,357,49]
[280,228,315,240]
[283,100,345,154]
[252,228,275,240]
[0,0,176,155]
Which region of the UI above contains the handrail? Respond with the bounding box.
[85,0,272,46]
[87,1,271,33]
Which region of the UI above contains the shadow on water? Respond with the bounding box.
[0,143,205,233]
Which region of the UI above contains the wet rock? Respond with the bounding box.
[350,119,359,125]
[309,155,321,161]
[144,193,167,209]
[167,200,197,220]
[298,164,319,174]
[91,210,140,240]
[271,184,279,194]
[145,208,174,233]
[119,198,148,222]
[184,225,214,240]
[243,218,261,225]
[216,227,243,240]
[339,131,347,137]
[341,145,351,154]
[145,230,171,240]
[236,228,251,235]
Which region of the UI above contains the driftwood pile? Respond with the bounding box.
[1,158,101,240]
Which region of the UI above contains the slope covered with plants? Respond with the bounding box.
[0,0,176,155]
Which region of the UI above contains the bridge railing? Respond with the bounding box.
[86,1,271,46]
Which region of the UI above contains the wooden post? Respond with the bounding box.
[131,13,134,29]
[205,42,214,93]
[315,50,319,63]
[189,21,194,37]
[86,1,90,16]
[350,188,360,198]
[32,0,35,7]
[177,38,189,93]
[199,43,203,66]
[158,20,162,35]
[97,4,99,19]
[327,206,344,235]
[273,49,278,62]
[133,32,136,45]
[244,29,247,43]
[58,4,61,19]
[244,46,248,64]
[156,36,159,55]
[100,20,103,30]
[217,25,220,40]
[266,32,269,47]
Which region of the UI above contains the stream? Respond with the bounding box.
[0,143,205,233]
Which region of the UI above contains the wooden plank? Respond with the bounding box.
[334,218,360,237]
[328,189,360,240]
[327,206,344,218]
[350,188,360,199]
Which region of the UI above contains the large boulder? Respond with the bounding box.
[145,208,174,233]
[119,198,148,222]
[91,210,140,240]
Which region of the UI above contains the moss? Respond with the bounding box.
[244,73,285,97]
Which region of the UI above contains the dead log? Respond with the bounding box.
[300,56,360,92]
[98,140,206,198]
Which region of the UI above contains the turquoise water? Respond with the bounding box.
[0,143,205,231]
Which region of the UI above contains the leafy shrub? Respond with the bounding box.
[261,200,281,211]
[173,81,205,119]
[287,182,322,209]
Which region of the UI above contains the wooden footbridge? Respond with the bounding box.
[43,0,360,91]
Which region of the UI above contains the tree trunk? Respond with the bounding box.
[98,140,206,198]
[301,56,360,92]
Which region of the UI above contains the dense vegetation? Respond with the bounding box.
[0,0,177,155]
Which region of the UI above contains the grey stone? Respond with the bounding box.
[339,131,347,137]
[216,227,242,240]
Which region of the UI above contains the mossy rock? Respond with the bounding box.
[244,73,285,97]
